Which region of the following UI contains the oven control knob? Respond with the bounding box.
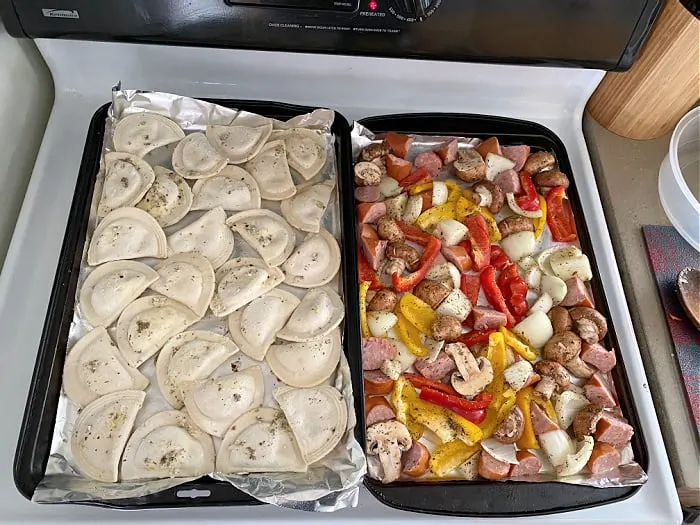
[388,0,439,22]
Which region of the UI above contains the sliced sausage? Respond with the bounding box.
[356,202,387,224]
[414,352,456,382]
[548,306,573,333]
[494,169,521,194]
[441,245,472,272]
[454,149,486,182]
[431,315,463,342]
[581,342,617,373]
[475,137,501,159]
[355,186,381,203]
[478,450,510,481]
[419,191,433,212]
[402,441,430,477]
[501,145,530,172]
[498,216,534,238]
[376,216,405,242]
[359,224,387,271]
[384,131,413,159]
[365,396,396,427]
[587,442,621,474]
[560,277,589,307]
[363,370,395,396]
[509,450,541,477]
[360,142,389,162]
[436,139,458,164]
[386,153,412,181]
[414,151,443,177]
[414,279,450,309]
[594,411,634,448]
[362,337,398,370]
[523,151,555,174]
[493,406,525,444]
[584,372,617,408]
[530,401,559,435]
[472,307,508,331]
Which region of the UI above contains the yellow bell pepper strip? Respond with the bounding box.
[359,281,371,338]
[430,440,481,477]
[415,202,457,230]
[533,396,557,422]
[516,387,540,449]
[480,208,502,242]
[390,376,424,440]
[532,195,547,240]
[499,327,538,361]
[479,390,517,440]
[454,196,481,222]
[398,293,436,335]
[394,312,429,357]
[409,182,433,195]
[484,332,506,399]
[446,181,462,202]
[409,398,483,446]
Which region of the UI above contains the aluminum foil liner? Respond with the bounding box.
[31,87,366,510]
[352,121,647,489]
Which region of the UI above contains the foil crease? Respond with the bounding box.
[32,87,366,509]
[352,120,647,489]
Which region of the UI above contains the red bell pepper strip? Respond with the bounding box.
[450,407,487,424]
[458,329,495,348]
[464,214,491,271]
[392,236,442,292]
[358,248,383,290]
[402,373,459,396]
[399,167,432,188]
[490,245,510,271]
[546,185,578,242]
[516,171,541,211]
[460,273,481,306]
[396,220,434,246]
[420,387,494,412]
[481,265,516,327]
[497,263,529,321]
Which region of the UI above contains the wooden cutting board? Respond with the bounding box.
[587,0,700,140]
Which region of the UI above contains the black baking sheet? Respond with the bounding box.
[13,99,362,509]
[355,113,649,517]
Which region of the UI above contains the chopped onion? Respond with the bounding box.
[550,252,593,282]
[513,310,553,349]
[619,443,634,465]
[432,181,449,206]
[485,153,516,181]
[536,245,582,276]
[379,176,402,197]
[529,292,553,315]
[540,274,567,305]
[554,390,590,430]
[539,429,575,467]
[530,448,554,474]
[481,438,519,464]
[507,193,543,218]
[555,436,594,477]
[500,231,536,262]
[367,311,398,337]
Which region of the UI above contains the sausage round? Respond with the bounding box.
[494,169,521,194]
[478,451,511,481]
[402,441,430,477]
[587,442,621,474]
[363,370,395,396]
[414,151,443,177]
[509,450,541,477]
[584,373,617,408]
[530,400,559,435]
[581,342,617,373]
[355,186,381,203]
[362,337,398,370]
[365,396,396,427]
[414,353,457,382]
[594,413,634,448]
[356,202,387,224]
[501,145,530,172]
[436,139,458,164]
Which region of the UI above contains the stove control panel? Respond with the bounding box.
[0,0,660,71]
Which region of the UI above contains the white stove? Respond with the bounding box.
[0,37,682,523]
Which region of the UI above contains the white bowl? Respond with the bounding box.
[658,107,700,252]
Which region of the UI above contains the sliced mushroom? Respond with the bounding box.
[367,289,399,313]
[445,342,494,397]
[533,361,570,400]
[572,403,604,440]
[523,151,556,174]
[493,406,525,444]
[472,181,505,214]
[454,149,486,182]
[569,307,608,344]
[414,279,450,310]
[564,356,595,379]
[498,216,534,238]
[431,315,463,342]
[386,242,421,272]
[542,330,581,364]
[354,161,382,187]
[534,170,569,190]
[360,143,389,162]
[366,420,413,484]
[376,216,405,242]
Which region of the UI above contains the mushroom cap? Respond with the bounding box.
[543,330,581,364]
[572,403,604,439]
[569,307,608,339]
[366,420,412,453]
[534,360,570,389]
[472,180,504,213]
